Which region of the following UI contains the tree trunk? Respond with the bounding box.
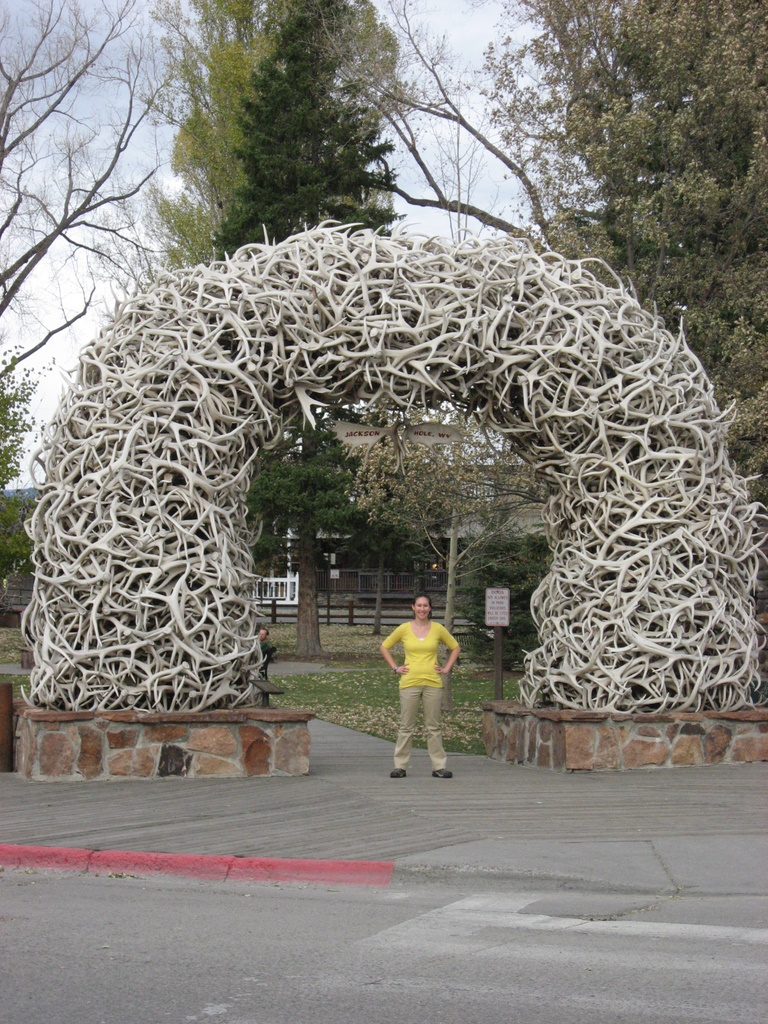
[442,509,460,712]
[444,509,459,633]
[373,553,385,635]
[295,529,323,657]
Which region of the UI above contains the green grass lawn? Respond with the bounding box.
[260,622,393,663]
[0,628,23,663]
[265,623,520,755]
[0,628,28,699]
[1,624,521,755]
[269,664,515,755]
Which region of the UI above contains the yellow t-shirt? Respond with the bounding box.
[382,621,459,689]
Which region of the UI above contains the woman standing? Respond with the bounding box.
[380,593,461,779]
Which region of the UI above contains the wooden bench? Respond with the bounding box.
[252,679,285,707]
[254,647,284,706]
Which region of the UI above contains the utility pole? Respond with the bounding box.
[442,508,460,712]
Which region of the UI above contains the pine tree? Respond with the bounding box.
[216,0,395,251]
[217,1,396,655]
[247,414,366,656]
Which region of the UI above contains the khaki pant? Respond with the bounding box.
[393,685,447,771]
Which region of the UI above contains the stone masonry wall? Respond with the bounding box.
[14,706,315,780]
[482,702,768,771]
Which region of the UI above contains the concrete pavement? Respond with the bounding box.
[1,705,767,898]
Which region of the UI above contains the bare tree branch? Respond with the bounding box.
[345,0,552,240]
[0,287,94,378]
[389,180,522,234]
[0,0,161,361]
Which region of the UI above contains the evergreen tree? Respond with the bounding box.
[247,413,364,656]
[0,492,35,580]
[218,0,396,654]
[0,369,35,583]
[487,0,768,501]
[459,532,551,670]
[216,0,396,251]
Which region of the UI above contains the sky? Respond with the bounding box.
[15,0,508,485]
[375,0,511,236]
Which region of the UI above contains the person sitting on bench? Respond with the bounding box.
[259,627,277,661]
[253,627,284,704]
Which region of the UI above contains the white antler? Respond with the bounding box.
[23,225,764,713]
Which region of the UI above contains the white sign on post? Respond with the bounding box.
[485,587,510,627]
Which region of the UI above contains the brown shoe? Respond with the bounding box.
[432,769,453,778]
[390,768,406,778]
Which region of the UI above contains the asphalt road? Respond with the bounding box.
[2,870,765,1024]
[3,715,766,1024]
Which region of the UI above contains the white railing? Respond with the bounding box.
[255,572,299,605]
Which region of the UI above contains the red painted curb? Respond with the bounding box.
[227,855,395,887]
[89,849,233,881]
[0,843,394,887]
[0,843,92,872]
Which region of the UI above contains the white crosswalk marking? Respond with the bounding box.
[365,894,768,948]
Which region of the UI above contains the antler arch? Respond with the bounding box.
[24,226,764,712]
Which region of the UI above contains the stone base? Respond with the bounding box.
[14,705,315,780]
[482,702,768,771]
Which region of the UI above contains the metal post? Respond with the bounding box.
[348,599,354,626]
[494,627,504,700]
[271,599,277,624]
[0,681,14,772]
